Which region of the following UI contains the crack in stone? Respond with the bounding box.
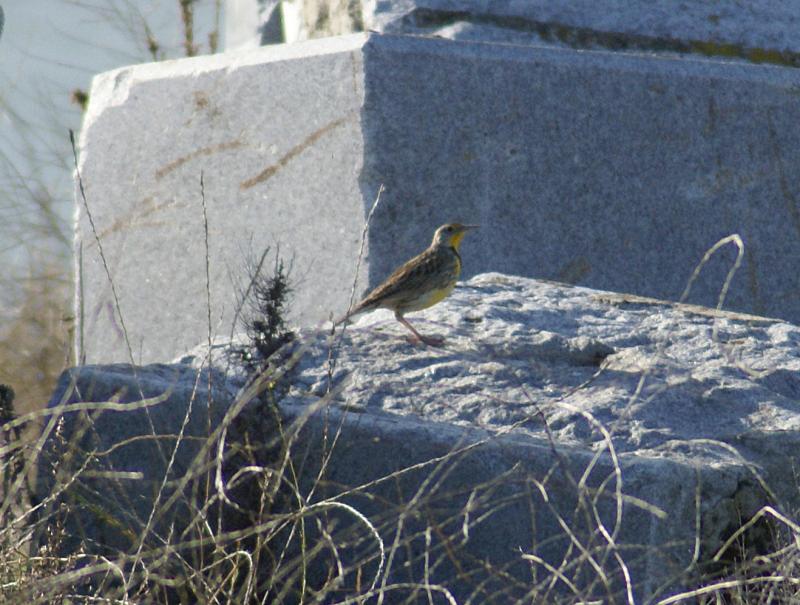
[406,8,800,68]
[240,113,353,190]
[156,140,244,180]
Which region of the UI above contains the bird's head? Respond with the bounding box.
[432,223,479,250]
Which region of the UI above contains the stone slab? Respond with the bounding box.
[371,0,800,62]
[267,272,800,511]
[278,398,738,602]
[42,362,730,601]
[77,32,800,363]
[76,34,369,363]
[43,273,800,600]
[360,34,800,324]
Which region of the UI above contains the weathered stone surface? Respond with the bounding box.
[370,0,800,62]
[357,34,800,330]
[274,396,734,602]
[267,273,800,596]
[282,273,800,497]
[76,34,368,363]
[47,274,800,600]
[77,31,800,363]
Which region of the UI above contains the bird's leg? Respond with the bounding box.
[394,311,444,347]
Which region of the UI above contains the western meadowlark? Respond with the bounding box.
[337,223,478,346]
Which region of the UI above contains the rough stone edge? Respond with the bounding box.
[78,32,368,141]
[373,1,800,68]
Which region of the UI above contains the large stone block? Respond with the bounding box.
[77,31,800,363]
[42,363,719,601]
[41,274,800,601]
[371,0,800,59]
[76,35,369,363]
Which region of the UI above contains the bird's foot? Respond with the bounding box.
[406,334,444,347]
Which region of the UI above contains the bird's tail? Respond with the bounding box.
[334,303,369,326]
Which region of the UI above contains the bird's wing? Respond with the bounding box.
[350,248,440,314]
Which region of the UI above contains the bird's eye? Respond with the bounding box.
[446,226,453,232]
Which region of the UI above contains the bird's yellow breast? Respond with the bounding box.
[406,280,457,312]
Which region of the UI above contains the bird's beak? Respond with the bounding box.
[460,224,479,231]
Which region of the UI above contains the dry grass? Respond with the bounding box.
[0,263,72,418]
[1,342,799,604]
[0,0,226,421]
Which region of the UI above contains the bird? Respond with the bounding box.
[337,223,478,346]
